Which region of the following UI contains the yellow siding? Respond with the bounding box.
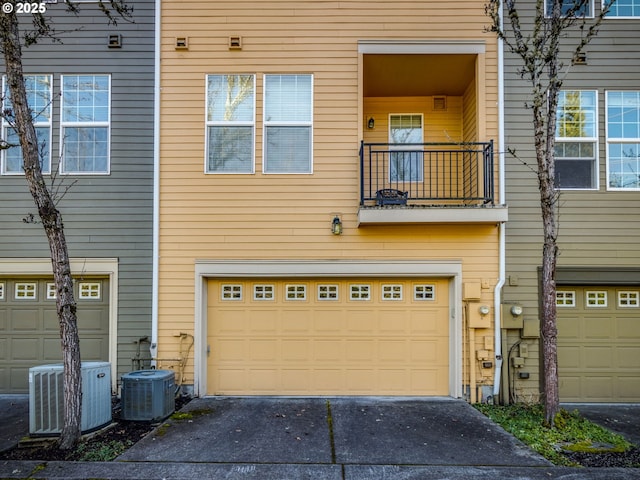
[159,0,501,390]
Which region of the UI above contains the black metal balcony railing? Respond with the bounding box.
[360,141,495,206]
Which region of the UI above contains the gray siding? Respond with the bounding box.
[0,1,155,384]
[502,3,640,400]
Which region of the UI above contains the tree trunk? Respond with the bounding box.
[1,9,82,450]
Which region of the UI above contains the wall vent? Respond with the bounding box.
[175,37,189,50]
[229,36,242,49]
[121,370,175,422]
[29,362,112,436]
[108,34,122,48]
[433,96,447,111]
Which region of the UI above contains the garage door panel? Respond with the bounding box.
[558,286,640,402]
[11,338,40,361]
[44,310,59,331]
[11,309,40,330]
[208,278,449,396]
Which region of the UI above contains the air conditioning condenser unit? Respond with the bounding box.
[29,361,112,436]
[121,369,175,422]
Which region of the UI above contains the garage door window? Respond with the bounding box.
[618,291,639,308]
[79,282,101,300]
[286,284,306,301]
[318,284,338,301]
[350,284,371,300]
[221,284,243,301]
[15,282,36,300]
[414,284,435,301]
[586,290,607,307]
[382,284,403,300]
[254,285,275,300]
[556,291,575,307]
[46,283,56,300]
[0,282,4,300]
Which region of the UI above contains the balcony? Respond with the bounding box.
[358,141,508,225]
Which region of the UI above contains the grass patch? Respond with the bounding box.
[74,439,133,461]
[474,403,633,466]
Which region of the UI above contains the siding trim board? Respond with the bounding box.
[194,260,463,398]
[539,266,640,286]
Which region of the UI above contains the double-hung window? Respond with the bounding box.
[555,90,598,189]
[206,74,255,173]
[61,75,110,174]
[607,91,640,189]
[603,0,640,17]
[1,75,52,175]
[545,0,593,17]
[263,74,313,174]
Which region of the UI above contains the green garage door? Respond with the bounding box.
[0,277,109,393]
[557,286,640,402]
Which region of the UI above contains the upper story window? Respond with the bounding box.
[603,0,640,17]
[1,74,52,175]
[606,91,640,189]
[545,0,593,17]
[206,74,255,173]
[555,90,598,189]
[61,75,110,174]
[263,74,313,174]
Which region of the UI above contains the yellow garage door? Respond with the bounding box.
[558,287,640,402]
[207,278,449,396]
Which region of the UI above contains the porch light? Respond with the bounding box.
[367,117,375,129]
[331,216,343,235]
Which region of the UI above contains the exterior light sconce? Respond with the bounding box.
[478,305,490,316]
[331,215,343,235]
[367,117,375,129]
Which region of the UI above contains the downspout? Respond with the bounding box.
[150,0,161,366]
[493,2,506,399]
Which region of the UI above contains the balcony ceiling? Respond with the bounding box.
[364,54,477,97]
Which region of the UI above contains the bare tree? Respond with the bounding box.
[485,0,614,425]
[0,0,132,450]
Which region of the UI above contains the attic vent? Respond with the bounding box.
[433,96,447,111]
[228,36,242,49]
[108,34,122,48]
[573,51,587,65]
[175,37,189,50]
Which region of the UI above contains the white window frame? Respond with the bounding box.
[79,281,101,300]
[555,90,598,190]
[263,74,313,174]
[317,284,339,301]
[205,74,256,174]
[2,74,52,175]
[60,74,111,175]
[603,0,640,18]
[0,282,5,300]
[414,284,435,301]
[586,290,608,307]
[285,284,307,301]
[618,290,640,307]
[382,284,403,301]
[15,282,37,300]
[556,291,576,307]
[46,282,57,300]
[545,0,594,17]
[349,284,371,301]
[253,284,275,301]
[606,91,640,190]
[221,284,243,301]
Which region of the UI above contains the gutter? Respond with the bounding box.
[150,0,161,365]
[493,3,506,399]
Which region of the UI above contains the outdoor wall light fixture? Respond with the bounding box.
[478,305,490,316]
[367,117,375,129]
[331,215,343,235]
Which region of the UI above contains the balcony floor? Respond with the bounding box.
[357,204,508,225]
